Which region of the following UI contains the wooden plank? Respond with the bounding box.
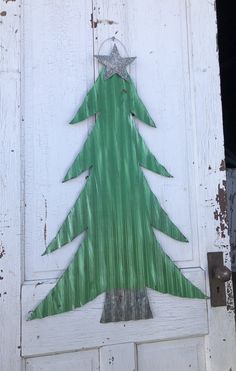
[26,349,99,371]
[20,0,236,368]
[226,169,236,272]
[138,337,206,371]
[100,343,137,371]
[22,268,207,357]
[187,0,236,369]
[92,0,201,269]
[0,72,22,371]
[23,0,94,281]
[0,0,21,71]
[22,0,205,283]
[21,0,210,359]
[0,1,22,370]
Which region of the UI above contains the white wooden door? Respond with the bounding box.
[1,0,236,370]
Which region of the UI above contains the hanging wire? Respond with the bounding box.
[97,37,129,57]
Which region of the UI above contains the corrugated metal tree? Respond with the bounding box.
[30,48,205,323]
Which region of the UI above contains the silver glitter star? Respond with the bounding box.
[95,44,136,81]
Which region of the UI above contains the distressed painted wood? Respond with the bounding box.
[226,169,236,272]
[100,343,136,371]
[187,1,236,369]
[26,349,99,371]
[23,0,202,285]
[18,0,236,369]
[93,0,200,270]
[0,72,22,371]
[0,1,22,371]
[0,0,21,71]
[23,0,94,281]
[138,337,206,371]
[22,268,207,357]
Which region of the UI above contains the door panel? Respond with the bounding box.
[22,0,209,358]
[24,0,200,283]
[25,350,99,371]
[23,0,93,281]
[22,268,207,356]
[18,0,236,370]
[100,343,136,371]
[25,339,205,371]
[138,338,206,371]
[93,0,200,268]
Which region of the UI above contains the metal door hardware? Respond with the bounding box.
[207,252,231,307]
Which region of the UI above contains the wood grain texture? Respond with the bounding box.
[22,268,207,357]
[26,349,99,371]
[93,0,200,269]
[19,0,236,369]
[23,0,94,281]
[23,0,203,285]
[226,169,236,272]
[100,343,137,371]
[0,0,21,72]
[186,0,236,369]
[138,337,206,371]
[0,5,22,371]
[0,73,22,371]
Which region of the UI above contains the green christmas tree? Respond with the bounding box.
[30,45,205,323]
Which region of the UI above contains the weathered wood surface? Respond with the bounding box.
[24,0,201,283]
[188,1,236,369]
[26,349,99,371]
[100,343,136,371]
[16,0,236,369]
[0,1,22,370]
[22,0,210,362]
[22,268,207,357]
[23,0,94,282]
[226,169,236,272]
[138,337,206,371]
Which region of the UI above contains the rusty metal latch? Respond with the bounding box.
[207,252,231,307]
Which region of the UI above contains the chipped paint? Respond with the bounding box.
[44,199,47,246]
[226,281,235,313]
[0,243,5,259]
[35,281,43,287]
[90,13,96,28]
[97,19,118,25]
[214,180,228,238]
[108,356,114,366]
[220,159,226,171]
[42,195,47,246]
[90,13,118,28]
[0,291,7,299]
[0,11,7,16]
